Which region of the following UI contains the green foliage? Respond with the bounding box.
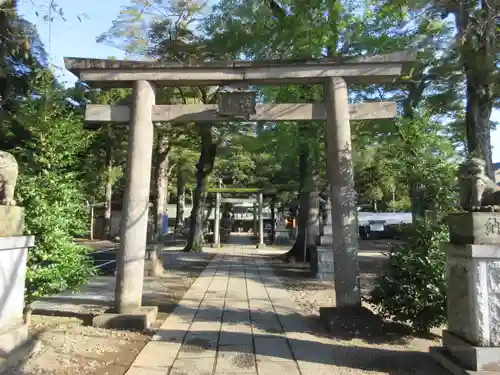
[389,115,458,213]
[371,0,499,172]
[354,114,458,212]
[18,172,95,303]
[388,197,412,212]
[367,221,448,332]
[213,134,256,186]
[6,76,96,303]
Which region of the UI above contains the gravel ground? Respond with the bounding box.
[4,251,214,375]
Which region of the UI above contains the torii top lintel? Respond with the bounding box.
[64,52,415,88]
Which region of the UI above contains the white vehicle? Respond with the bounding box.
[357,205,412,239]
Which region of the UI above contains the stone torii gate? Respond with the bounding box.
[65,53,413,328]
[206,187,274,248]
[207,187,267,248]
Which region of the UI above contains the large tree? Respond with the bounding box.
[372,0,499,175]
[0,0,49,116]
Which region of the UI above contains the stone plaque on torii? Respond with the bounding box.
[64,52,415,329]
[216,89,257,119]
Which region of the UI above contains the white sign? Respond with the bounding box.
[369,221,385,232]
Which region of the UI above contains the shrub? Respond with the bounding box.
[18,172,96,304]
[366,221,448,332]
[8,86,97,304]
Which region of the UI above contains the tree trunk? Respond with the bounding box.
[455,0,496,179]
[409,180,425,223]
[282,145,319,262]
[184,180,207,252]
[175,168,185,230]
[464,75,494,178]
[103,148,113,239]
[154,135,170,241]
[184,125,217,252]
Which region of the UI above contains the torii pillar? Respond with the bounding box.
[323,77,361,308]
[95,80,159,329]
[116,80,158,311]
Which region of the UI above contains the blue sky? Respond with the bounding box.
[18,0,126,80]
[18,0,500,163]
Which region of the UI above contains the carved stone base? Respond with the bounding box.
[430,330,500,374]
[444,244,500,347]
[435,214,500,375]
[430,347,500,375]
[0,206,24,237]
[92,306,158,330]
[319,235,332,246]
[0,236,34,330]
[444,330,500,371]
[313,247,334,281]
[448,212,500,245]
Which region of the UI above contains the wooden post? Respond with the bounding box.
[257,192,264,248]
[213,191,221,247]
[253,202,257,236]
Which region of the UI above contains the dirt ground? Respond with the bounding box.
[5,238,442,375]
[268,239,443,354]
[4,251,214,375]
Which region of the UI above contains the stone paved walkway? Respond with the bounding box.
[125,245,444,375]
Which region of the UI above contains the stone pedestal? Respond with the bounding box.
[0,230,36,371]
[319,221,333,246]
[316,199,334,279]
[0,236,34,327]
[319,198,333,246]
[144,245,164,277]
[314,247,334,281]
[448,212,500,246]
[430,212,500,374]
[0,206,24,237]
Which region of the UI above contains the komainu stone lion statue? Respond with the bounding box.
[0,151,18,206]
[458,157,500,212]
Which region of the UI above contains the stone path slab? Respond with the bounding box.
[125,245,446,375]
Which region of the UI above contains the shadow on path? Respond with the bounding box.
[31,251,214,321]
[155,326,442,375]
